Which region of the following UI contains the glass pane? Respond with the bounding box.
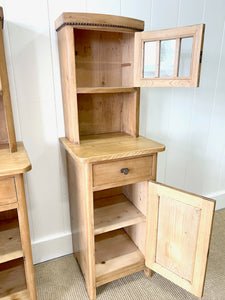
[178,37,193,77]
[143,41,156,78]
[159,39,176,77]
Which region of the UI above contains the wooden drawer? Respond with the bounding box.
[93,156,154,189]
[0,177,17,206]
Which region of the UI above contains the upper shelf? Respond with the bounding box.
[60,133,165,163]
[55,12,144,32]
[76,87,138,94]
[0,142,31,176]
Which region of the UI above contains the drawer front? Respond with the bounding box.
[0,177,17,206]
[93,156,154,188]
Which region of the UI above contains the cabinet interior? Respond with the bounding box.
[93,182,148,285]
[74,29,134,88]
[78,91,138,137]
[0,209,27,298]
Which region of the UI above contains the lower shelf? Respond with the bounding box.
[0,258,28,299]
[0,218,23,264]
[95,229,145,287]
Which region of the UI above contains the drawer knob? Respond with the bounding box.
[120,168,129,175]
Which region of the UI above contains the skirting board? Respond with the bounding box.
[206,191,225,211]
[32,233,73,264]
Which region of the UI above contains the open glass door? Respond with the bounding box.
[134,24,204,87]
[146,181,215,297]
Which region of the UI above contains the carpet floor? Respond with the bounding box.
[35,209,225,300]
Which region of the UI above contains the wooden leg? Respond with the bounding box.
[16,174,37,300]
[144,268,152,278]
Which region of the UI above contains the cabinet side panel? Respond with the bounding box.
[66,153,96,299]
[0,27,16,152]
[57,26,80,144]
[0,96,8,144]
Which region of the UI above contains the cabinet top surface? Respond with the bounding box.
[0,142,31,176]
[60,134,165,163]
[55,12,144,32]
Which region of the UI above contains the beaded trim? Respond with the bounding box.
[56,22,143,32]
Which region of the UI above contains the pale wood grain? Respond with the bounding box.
[146,181,215,297]
[0,258,27,298]
[55,12,144,32]
[16,174,37,300]
[60,134,165,163]
[57,26,80,144]
[93,156,153,190]
[77,87,138,94]
[94,194,145,235]
[0,142,31,176]
[0,218,23,264]
[0,177,17,206]
[0,21,16,152]
[95,229,145,287]
[67,154,96,299]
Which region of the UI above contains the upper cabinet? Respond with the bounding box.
[55,13,205,145]
[134,24,204,87]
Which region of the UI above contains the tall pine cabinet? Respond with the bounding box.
[56,12,215,300]
[0,7,36,300]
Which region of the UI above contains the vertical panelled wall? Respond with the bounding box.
[0,0,224,264]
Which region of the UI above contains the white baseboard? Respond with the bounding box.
[205,191,225,211]
[32,233,73,264]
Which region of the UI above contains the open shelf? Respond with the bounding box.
[95,229,145,287]
[0,258,28,299]
[74,29,134,88]
[0,218,23,264]
[77,87,137,94]
[94,194,145,235]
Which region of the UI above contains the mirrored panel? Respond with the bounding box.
[178,37,193,77]
[143,41,157,78]
[159,39,176,77]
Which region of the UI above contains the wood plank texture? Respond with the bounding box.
[0,23,16,152]
[77,87,138,94]
[0,142,31,176]
[94,194,145,235]
[0,177,17,206]
[16,174,37,300]
[0,218,23,264]
[95,229,145,287]
[60,134,165,163]
[57,26,80,144]
[93,156,153,190]
[55,12,144,32]
[0,259,27,298]
[67,154,96,299]
[146,181,215,298]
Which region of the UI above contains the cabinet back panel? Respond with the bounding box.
[0,97,8,144]
[74,29,134,87]
[78,94,122,136]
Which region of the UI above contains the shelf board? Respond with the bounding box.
[0,258,28,299]
[77,87,137,94]
[95,229,145,287]
[94,194,146,235]
[0,218,23,264]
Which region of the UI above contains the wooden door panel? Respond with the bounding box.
[134,24,204,87]
[146,182,215,297]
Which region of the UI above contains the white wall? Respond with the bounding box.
[0,0,224,264]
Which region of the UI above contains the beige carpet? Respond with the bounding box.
[35,209,225,300]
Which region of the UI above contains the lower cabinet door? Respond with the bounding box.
[146,181,215,298]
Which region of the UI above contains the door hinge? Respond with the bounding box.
[200,50,203,64]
